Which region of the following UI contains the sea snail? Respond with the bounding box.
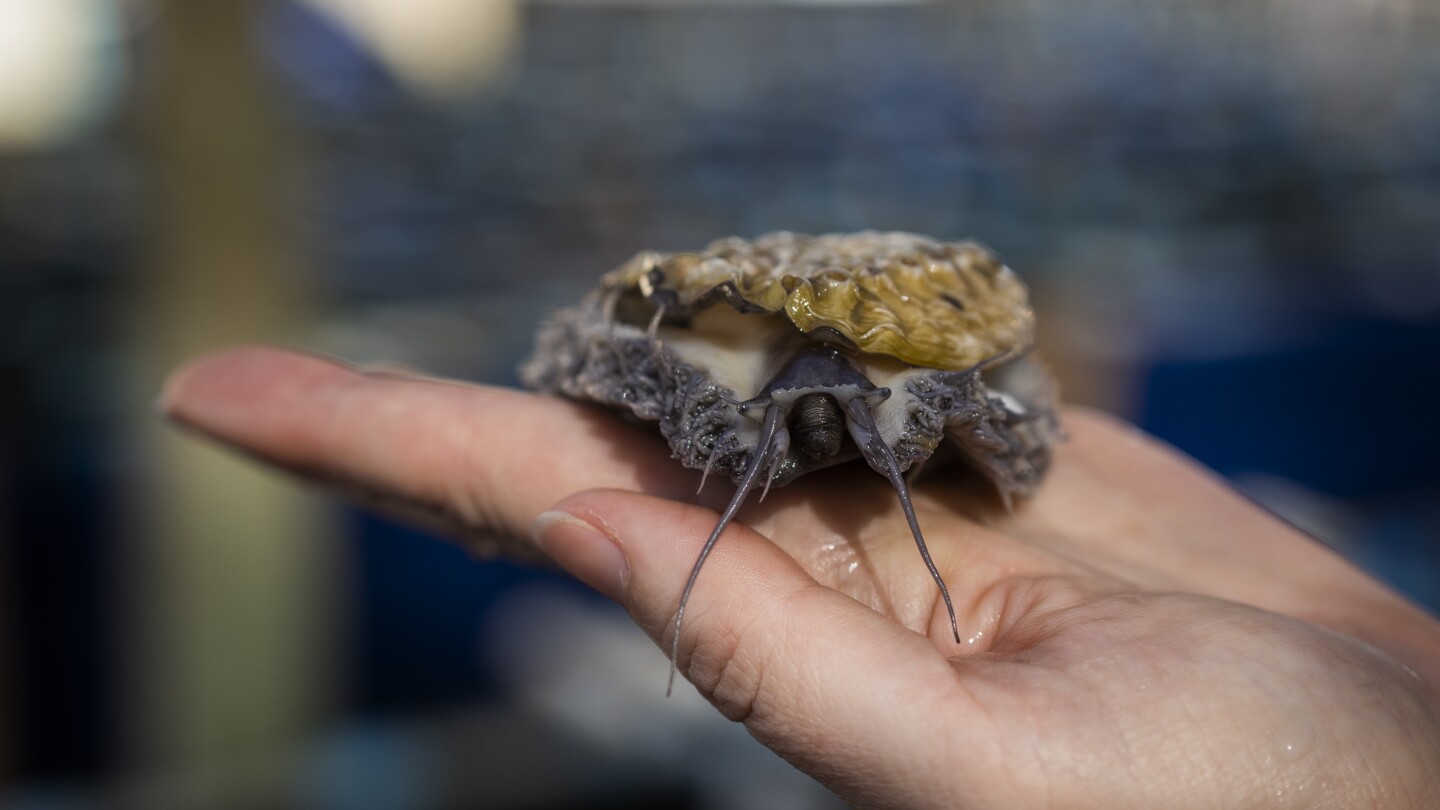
[521,231,1060,691]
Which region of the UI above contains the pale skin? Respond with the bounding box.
[161,346,1440,809]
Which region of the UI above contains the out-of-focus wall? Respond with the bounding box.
[122,1,338,804]
[3,0,1438,806]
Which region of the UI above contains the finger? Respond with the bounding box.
[532,488,1012,809]
[1024,408,1440,668]
[159,345,688,543]
[1017,407,1312,591]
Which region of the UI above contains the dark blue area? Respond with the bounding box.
[1140,316,1440,499]
[347,511,592,713]
[8,378,116,780]
[1353,500,1440,610]
[2,253,122,781]
[1140,314,1440,612]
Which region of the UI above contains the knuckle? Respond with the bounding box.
[682,603,770,723]
[447,417,506,530]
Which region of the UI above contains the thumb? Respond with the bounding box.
[532,488,991,808]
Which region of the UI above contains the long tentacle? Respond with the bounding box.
[843,397,962,644]
[668,402,787,696]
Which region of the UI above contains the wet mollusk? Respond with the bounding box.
[521,231,1060,693]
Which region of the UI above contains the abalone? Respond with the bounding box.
[521,231,1060,690]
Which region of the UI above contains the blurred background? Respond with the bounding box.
[2,0,1439,807]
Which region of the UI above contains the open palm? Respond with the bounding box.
[164,347,1440,809]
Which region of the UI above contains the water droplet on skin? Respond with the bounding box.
[811,540,861,578]
[1275,725,1314,762]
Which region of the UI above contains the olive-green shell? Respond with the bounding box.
[602,231,1034,371]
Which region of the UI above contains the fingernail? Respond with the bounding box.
[155,360,199,422]
[532,510,629,602]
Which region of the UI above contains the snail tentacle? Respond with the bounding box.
[668,401,786,696]
[844,397,962,645]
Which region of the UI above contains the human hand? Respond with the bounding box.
[161,346,1440,809]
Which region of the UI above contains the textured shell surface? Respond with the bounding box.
[521,231,1060,686]
[605,231,1034,370]
[522,231,1058,496]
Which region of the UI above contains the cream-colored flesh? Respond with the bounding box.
[857,361,930,451]
[657,307,802,400]
[657,307,928,453]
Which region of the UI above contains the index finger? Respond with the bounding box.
[159,345,688,545]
